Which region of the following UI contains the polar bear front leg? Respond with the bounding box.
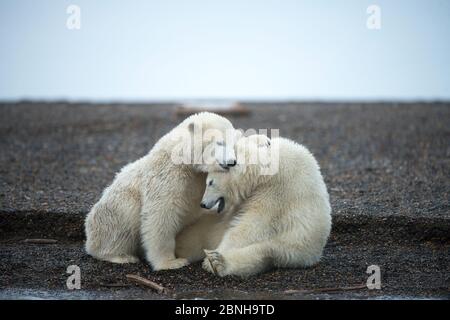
[203,243,272,277]
[140,208,189,271]
[150,238,189,271]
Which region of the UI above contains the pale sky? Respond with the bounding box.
[0,0,449,101]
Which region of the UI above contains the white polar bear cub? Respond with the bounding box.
[85,112,238,270]
[198,135,332,277]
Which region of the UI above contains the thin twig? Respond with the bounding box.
[284,284,367,295]
[126,274,168,294]
[23,238,58,244]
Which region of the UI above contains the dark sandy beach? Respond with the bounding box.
[0,101,449,299]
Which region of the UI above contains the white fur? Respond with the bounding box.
[85,112,237,270]
[175,212,231,263]
[176,135,332,277]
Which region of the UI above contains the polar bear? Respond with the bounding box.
[177,135,332,277]
[174,135,272,262]
[85,112,239,270]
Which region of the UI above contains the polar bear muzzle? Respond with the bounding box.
[200,197,225,213]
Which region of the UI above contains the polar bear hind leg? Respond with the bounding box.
[85,193,141,264]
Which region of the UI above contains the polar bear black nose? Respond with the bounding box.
[227,160,237,167]
[200,202,207,209]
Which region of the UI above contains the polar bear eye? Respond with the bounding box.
[216,141,225,146]
[208,180,214,186]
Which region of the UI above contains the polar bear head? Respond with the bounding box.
[171,112,242,172]
[200,134,272,213]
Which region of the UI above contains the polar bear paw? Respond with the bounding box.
[153,258,189,271]
[203,250,227,276]
[106,255,140,264]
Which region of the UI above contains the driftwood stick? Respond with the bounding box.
[126,274,168,294]
[23,238,58,244]
[284,284,367,295]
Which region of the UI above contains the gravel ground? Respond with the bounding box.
[0,101,449,299]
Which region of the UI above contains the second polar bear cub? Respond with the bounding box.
[200,135,332,277]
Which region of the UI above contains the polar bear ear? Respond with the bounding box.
[250,134,271,148]
[260,137,271,147]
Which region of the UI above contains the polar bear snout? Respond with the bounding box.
[216,143,237,169]
[219,159,236,170]
[200,197,225,213]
